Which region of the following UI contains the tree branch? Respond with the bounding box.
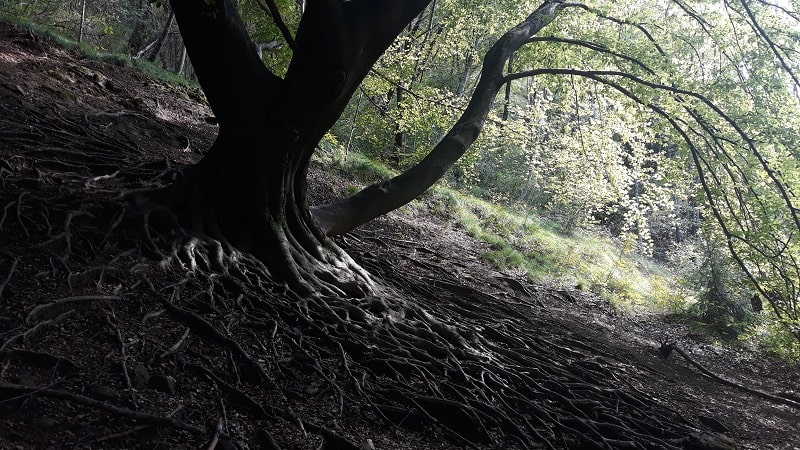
[311,0,569,236]
[500,66,800,323]
[282,0,432,136]
[735,0,800,93]
[255,0,298,52]
[525,36,657,75]
[570,4,666,56]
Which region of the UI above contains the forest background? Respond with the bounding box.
[3,0,800,362]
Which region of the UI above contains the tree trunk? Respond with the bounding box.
[502,52,514,121]
[78,0,87,43]
[393,85,406,160]
[456,41,476,97]
[148,10,175,64]
[127,0,150,54]
[155,0,431,293]
[176,45,187,75]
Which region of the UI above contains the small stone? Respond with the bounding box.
[147,374,177,395]
[129,362,150,387]
[30,416,59,429]
[85,385,119,402]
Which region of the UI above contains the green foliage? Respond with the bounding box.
[684,235,755,337]
[329,151,397,185]
[239,0,299,77]
[343,163,688,309]
[742,318,800,365]
[331,0,800,346]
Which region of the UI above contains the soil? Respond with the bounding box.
[0,22,798,450]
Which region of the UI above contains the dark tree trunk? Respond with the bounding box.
[502,52,514,121]
[156,0,431,293]
[393,85,406,160]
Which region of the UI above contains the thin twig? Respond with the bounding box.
[0,256,18,302]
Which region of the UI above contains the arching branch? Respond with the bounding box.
[525,36,657,75]
[504,68,800,235]
[254,0,298,52]
[311,0,570,236]
[735,0,800,94]
[569,3,666,56]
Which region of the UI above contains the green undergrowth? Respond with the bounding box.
[741,319,800,364]
[0,15,196,88]
[431,190,686,313]
[322,149,687,313]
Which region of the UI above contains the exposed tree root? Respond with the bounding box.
[660,342,800,410]
[0,382,205,434]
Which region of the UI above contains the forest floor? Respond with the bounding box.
[0,22,799,450]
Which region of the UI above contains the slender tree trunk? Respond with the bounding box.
[177,45,187,74]
[393,86,405,161]
[78,0,87,43]
[502,52,514,121]
[345,90,364,157]
[149,10,175,64]
[456,42,476,97]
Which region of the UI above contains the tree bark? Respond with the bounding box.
[502,52,514,121]
[127,0,150,54]
[176,45,187,75]
[312,0,567,236]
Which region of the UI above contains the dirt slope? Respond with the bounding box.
[0,22,798,449]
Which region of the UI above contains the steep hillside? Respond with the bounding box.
[0,23,797,449]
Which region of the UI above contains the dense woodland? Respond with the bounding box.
[1,0,800,448]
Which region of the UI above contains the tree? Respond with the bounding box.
[156,0,565,295]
